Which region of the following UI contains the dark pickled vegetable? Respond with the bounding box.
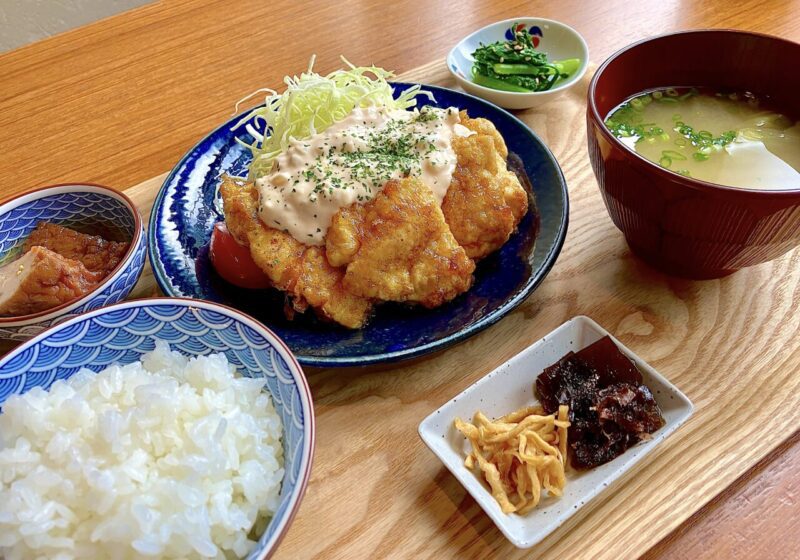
[535,336,665,469]
[596,383,664,435]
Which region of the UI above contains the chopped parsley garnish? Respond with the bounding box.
[287,110,447,201]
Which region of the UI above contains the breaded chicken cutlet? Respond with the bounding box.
[443,112,529,259]
[220,176,373,328]
[219,110,529,328]
[326,177,475,307]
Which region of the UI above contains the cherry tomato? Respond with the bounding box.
[209,222,270,289]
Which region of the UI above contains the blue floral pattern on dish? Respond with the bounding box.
[0,298,314,559]
[505,23,543,45]
[149,83,568,367]
[0,186,146,341]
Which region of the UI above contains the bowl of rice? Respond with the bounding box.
[0,298,314,560]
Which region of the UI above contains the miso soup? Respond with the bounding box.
[604,88,800,190]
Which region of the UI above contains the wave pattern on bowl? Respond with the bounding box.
[0,191,135,256]
[0,300,311,559]
[0,187,146,341]
[0,238,146,341]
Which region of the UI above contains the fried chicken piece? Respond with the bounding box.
[297,246,374,328]
[441,112,529,260]
[23,222,129,277]
[219,176,372,328]
[221,176,305,294]
[219,110,525,328]
[458,111,510,159]
[0,246,102,316]
[326,177,475,307]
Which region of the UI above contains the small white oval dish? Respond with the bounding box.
[418,315,693,549]
[447,17,589,110]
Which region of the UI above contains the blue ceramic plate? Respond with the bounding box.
[149,83,568,367]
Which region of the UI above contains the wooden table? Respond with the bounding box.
[2,1,800,558]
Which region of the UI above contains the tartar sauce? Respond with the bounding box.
[256,105,474,245]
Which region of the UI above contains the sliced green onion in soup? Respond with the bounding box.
[662,150,687,161]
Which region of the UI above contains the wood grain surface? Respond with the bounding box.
[2,1,800,558]
[1,0,799,193]
[79,60,800,560]
[643,430,800,560]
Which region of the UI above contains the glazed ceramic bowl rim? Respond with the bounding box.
[0,183,144,325]
[588,28,800,198]
[0,296,316,559]
[448,16,590,98]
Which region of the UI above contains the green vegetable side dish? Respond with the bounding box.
[470,25,581,93]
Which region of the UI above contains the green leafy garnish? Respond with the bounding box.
[470,25,580,92]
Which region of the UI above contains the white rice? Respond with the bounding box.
[0,341,284,560]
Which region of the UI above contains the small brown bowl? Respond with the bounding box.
[587,30,800,279]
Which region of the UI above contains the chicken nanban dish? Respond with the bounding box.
[211,61,531,329]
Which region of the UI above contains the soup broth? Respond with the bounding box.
[605,88,800,190]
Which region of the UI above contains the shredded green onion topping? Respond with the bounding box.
[604,88,738,170]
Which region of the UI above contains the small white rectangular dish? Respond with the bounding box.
[418,315,694,549]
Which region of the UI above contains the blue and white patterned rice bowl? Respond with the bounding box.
[0,297,315,559]
[0,183,147,341]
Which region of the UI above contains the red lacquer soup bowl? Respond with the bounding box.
[587,30,800,279]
